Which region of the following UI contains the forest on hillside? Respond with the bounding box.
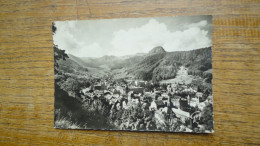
[126,47,212,83]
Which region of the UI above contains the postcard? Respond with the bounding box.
[53,15,214,133]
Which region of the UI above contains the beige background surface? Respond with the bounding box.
[0,0,260,145]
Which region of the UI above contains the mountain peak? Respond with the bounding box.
[148,46,166,54]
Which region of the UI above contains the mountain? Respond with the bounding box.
[126,51,167,80]
[80,54,145,70]
[80,55,118,68]
[126,47,212,82]
[80,46,166,71]
[148,46,166,55]
[62,46,212,82]
[68,54,89,68]
[57,55,89,74]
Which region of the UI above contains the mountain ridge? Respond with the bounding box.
[59,46,212,82]
[148,46,166,55]
[125,47,212,81]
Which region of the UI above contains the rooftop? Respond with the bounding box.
[172,108,190,117]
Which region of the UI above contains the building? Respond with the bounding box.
[132,97,140,104]
[198,102,208,111]
[187,95,191,103]
[171,96,181,109]
[129,87,144,95]
[149,100,166,111]
[172,108,190,123]
[190,98,199,107]
[81,87,91,95]
[94,90,103,97]
[156,100,166,109]
[161,106,168,113]
[122,100,128,109]
[182,85,188,89]
[157,96,163,101]
[191,85,198,92]
[149,101,157,111]
[128,90,134,101]
[162,93,169,98]
[101,83,107,90]
[171,83,177,92]
[161,93,171,106]
[183,88,197,94]
[104,92,112,100]
[94,84,101,90]
[196,92,203,98]
[207,95,213,104]
[162,97,169,106]
[113,94,120,99]
[167,85,172,93]
[116,86,126,94]
[135,80,146,87]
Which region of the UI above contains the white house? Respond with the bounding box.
[81,87,91,94]
[149,101,157,111]
[161,107,168,113]
[172,108,190,123]
[198,102,208,111]
[207,95,213,104]
[167,85,172,93]
[190,98,199,107]
[171,96,181,109]
[149,100,165,111]
[122,100,128,109]
[196,92,203,98]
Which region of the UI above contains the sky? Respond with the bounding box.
[53,15,212,58]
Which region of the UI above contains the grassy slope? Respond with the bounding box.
[54,83,115,129]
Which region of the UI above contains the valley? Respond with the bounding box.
[54,46,213,132]
[63,46,212,84]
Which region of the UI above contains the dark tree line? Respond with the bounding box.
[52,22,69,74]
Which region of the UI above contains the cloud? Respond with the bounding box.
[53,17,211,58]
[110,19,211,56]
[53,21,81,52]
[185,20,207,28]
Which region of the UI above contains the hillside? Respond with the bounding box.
[126,47,212,82]
[126,51,167,80]
[61,46,212,82]
[80,54,145,70]
[67,54,88,67]
[57,56,88,74]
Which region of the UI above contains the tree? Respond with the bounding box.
[200,104,214,131]
[52,22,56,33]
[52,22,69,74]
[161,83,167,90]
[60,77,80,97]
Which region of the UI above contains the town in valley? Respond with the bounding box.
[54,45,213,133]
[75,66,213,132]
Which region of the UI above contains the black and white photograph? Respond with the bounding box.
[53,15,214,133]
